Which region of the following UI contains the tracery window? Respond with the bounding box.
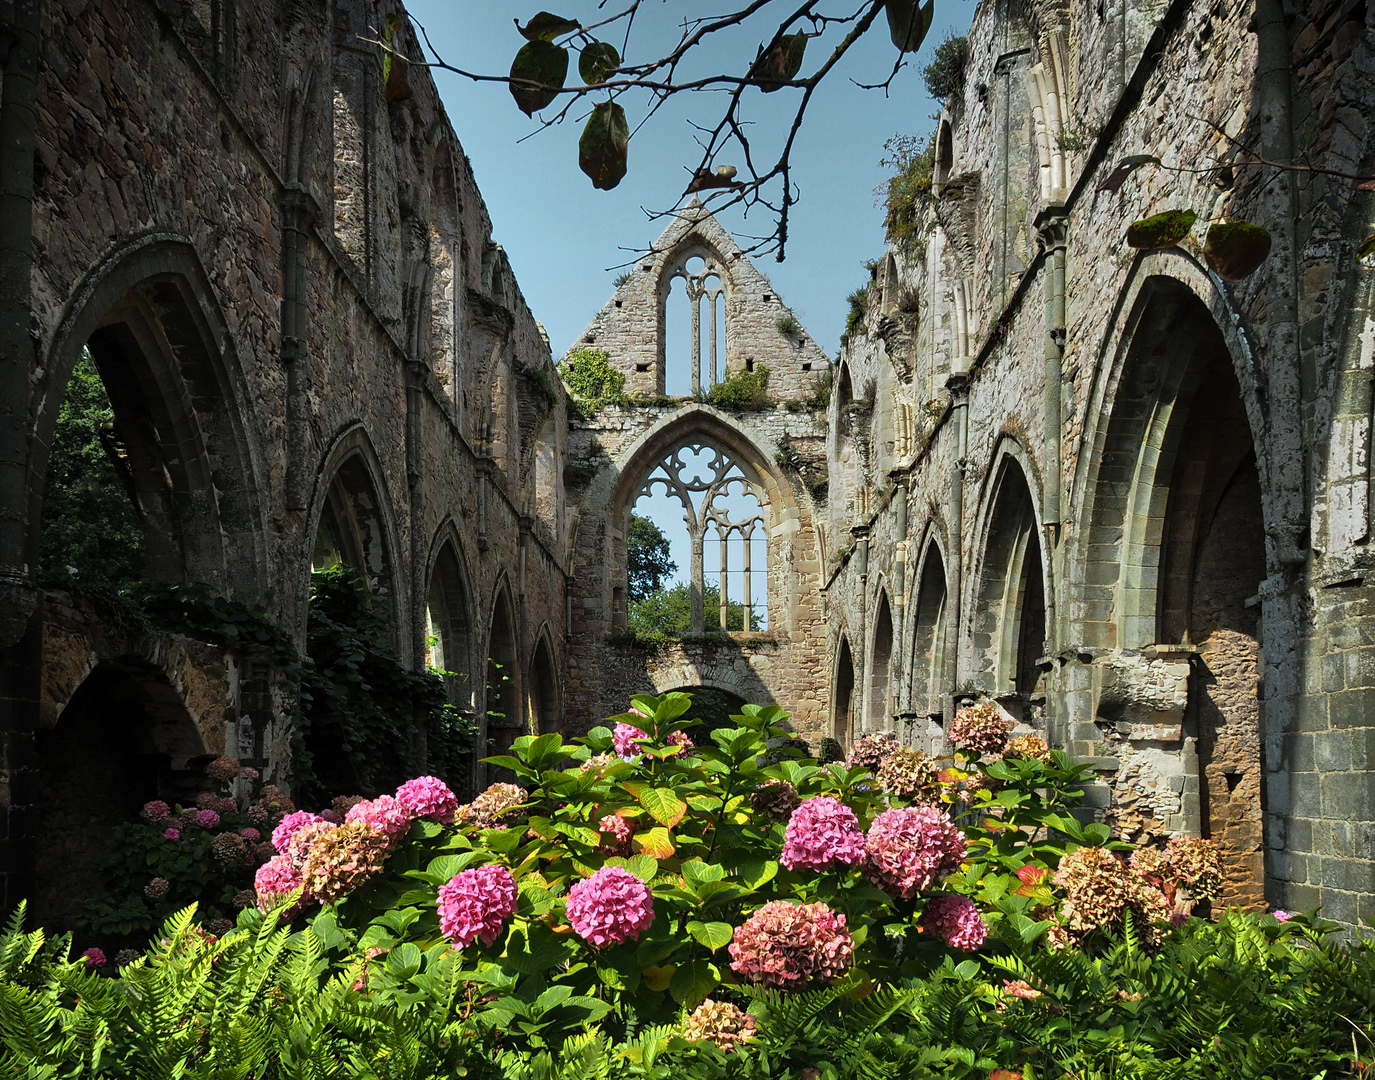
[634,440,768,633]
[663,253,727,395]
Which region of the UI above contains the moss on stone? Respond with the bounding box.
[1204,221,1272,282]
[1125,209,1197,250]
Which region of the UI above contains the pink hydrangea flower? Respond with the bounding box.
[81,947,106,969]
[921,895,987,951]
[241,827,261,842]
[729,901,853,989]
[666,729,695,751]
[255,853,307,914]
[565,866,655,946]
[613,721,648,757]
[140,800,171,823]
[193,809,220,829]
[272,810,325,854]
[598,813,633,856]
[1273,909,1293,923]
[395,776,459,824]
[864,806,967,900]
[780,797,866,872]
[206,754,241,782]
[196,792,220,811]
[218,797,239,816]
[437,864,518,946]
[346,794,416,843]
[163,827,181,841]
[242,766,260,781]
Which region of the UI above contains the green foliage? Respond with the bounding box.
[299,565,477,802]
[707,364,771,411]
[775,314,802,336]
[522,364,560,407]
[841,288,869,347]
[142,581,299,669]
[559,348,629,415]
[789,369,832,412]
[38,348,146,591]
[613,271,632,288]
[627,582,761,635]
[627,516,678,603]
[881,132,936,251]
[580,101,630,190]
[921,33,968,100]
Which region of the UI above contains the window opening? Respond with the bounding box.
[663,252,727,395]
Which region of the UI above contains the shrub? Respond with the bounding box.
[776,313,802,336]
[922,33,968,100]
[881,131,937,250]
[841,287,869,347]
[558,347,629,414]
[707,363,771,410]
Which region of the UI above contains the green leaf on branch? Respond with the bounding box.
[749,33,807,92]
[579,41,620,85]
[1204,220,1272,281]
[579,101,630,190]
[1125,209,1197,250]
[639,787,687,829]
[885,0,935,52]
[1359,233,1375,261]
[516,12,579,42]
[686,921,734,952]
[510,40,568,116]
[632,826,675,859]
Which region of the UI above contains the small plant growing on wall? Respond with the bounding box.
[557,347,629,415]
[776,313,802,336]
[708,363,772,410]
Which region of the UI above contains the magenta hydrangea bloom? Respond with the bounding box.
[864,806,967,900]
[271,810,324,854]
[613,722,648,757]
[241,827,261,842]
[780,797,866,872]
[345,794,415,843]
[598,813,633,856]
[395,776,459,824]
[565,866,655,946]
[81,947,106,969]
[162,827,181,841]
[218,797,239,816]
[1274,909,1293,923]
[921,895,987,951]
[140,800,171,823]
[729,901,853,989]
[437,864,518,946]
[255,853,307,913]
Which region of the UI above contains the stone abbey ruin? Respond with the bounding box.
[2,0,1373,928]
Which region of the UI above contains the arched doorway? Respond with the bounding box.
[528,632,561,736]
[485,584,523,768]
[833,635,857,749]
[867,591,894,732]
[31,661,205,929]
[661,684,747,742]
[909,542,948,719]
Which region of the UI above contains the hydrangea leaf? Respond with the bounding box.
[639,787,687,828]
[686,920,734,952]
[641,964,675,991]
[633,826,675,859]
[509,40,568,116]
[669,958,719,1006]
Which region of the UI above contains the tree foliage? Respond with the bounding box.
[38,349,145,591]
[627,515,677,602]
[628,581,761,634]
[920,32,967,99]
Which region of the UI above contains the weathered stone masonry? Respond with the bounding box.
[0,0,568,922]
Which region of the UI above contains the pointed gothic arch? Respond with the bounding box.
[909,534,949,719]
[485,577,523,767]
[527,627,561,736]
[832,633,857,749]
[867,589,895,732]
[659,234,732,395]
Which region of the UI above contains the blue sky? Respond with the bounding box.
[405,1,973,358]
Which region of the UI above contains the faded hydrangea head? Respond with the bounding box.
[272,811,325,854]
[301,822,391,904]
[232,888,257,909]
[461,783,527,829]
[1054,846,1168,947]
[780,797,866,872]
[332,795,365,818]
[864,806,967,900]
[565,866,655,946]
[437,864,518,946]
[876,746,941,803]
[114,949,140,968]
[241,766,260,781]
[613,721,649,757]
[665,729,695,751]
[1005,734,1055,764]
[206,755,241,783]
[218,796,238,816]
[211,831,247,867]
[1160,836,1223,902]
[255,785,295,824]
[205,918,234,937]
[728,900,853,990]
[246,803,270,829]
[846,732,899,771]
[947,702,1012,758]
[144,877,170,903]
[580,752,617,774]
[250,841,277,865]
[194,808,222,829]
[240,827,261,842]
[345,794,414,844]
[140,800,171,824]
[81,947,106,969]
[750,779,802,824]
[255,853,307,914]
[920,895,987,951]
[598,813,633,856]
[395,775,459,824]
[682,999,757,1051]
[196,791,220,811]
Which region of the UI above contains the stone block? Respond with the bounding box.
[1320,771,1373,821]
[1291,773,1322,818]
[1315,731,1353,772]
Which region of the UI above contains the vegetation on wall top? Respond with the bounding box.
[921,33,968,100]
[559,347,630,416]
[707,364,772,411]
[881,132,937,253]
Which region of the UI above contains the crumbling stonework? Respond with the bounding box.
[819,0,1375,925]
